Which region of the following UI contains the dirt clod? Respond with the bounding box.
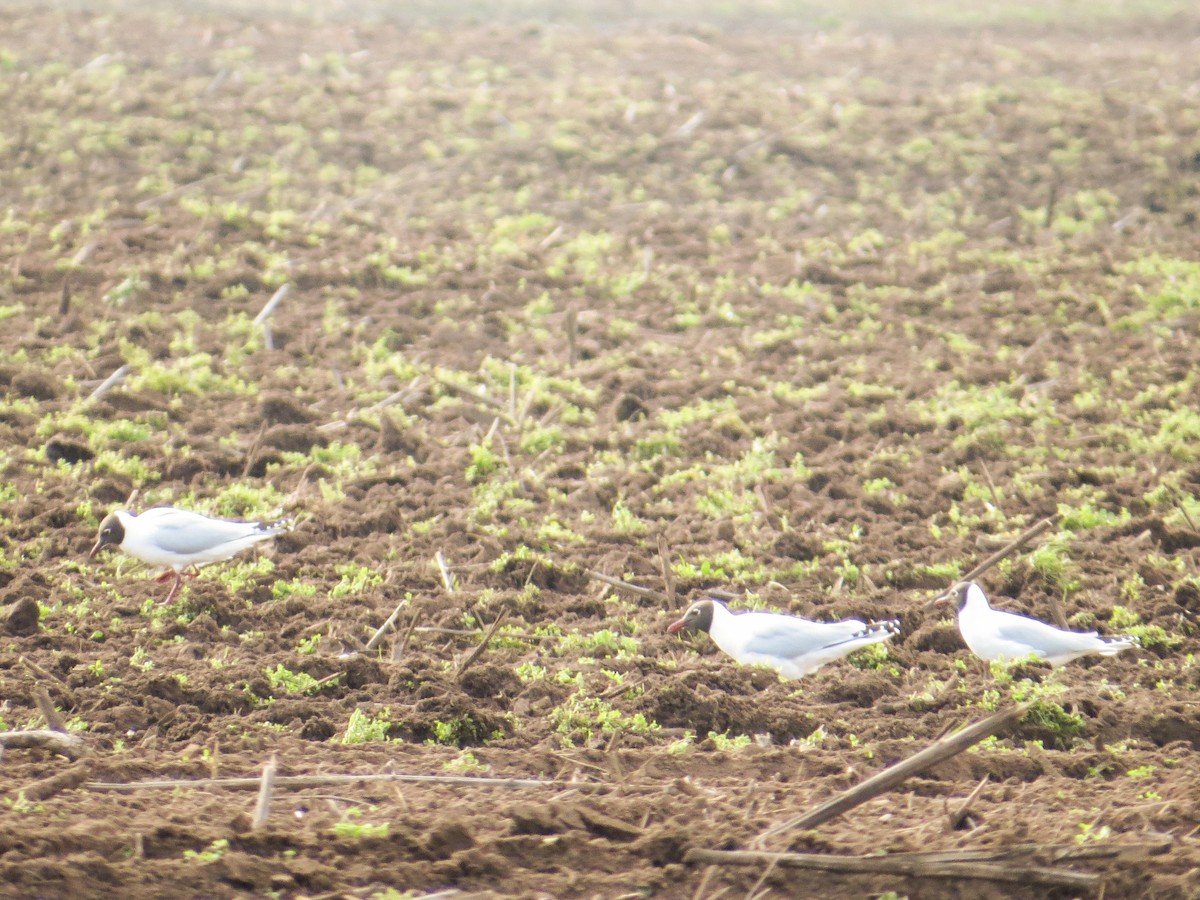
[3,596,41,636]
[45,436,95,465]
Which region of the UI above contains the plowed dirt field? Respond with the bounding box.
[2,4,1200,898]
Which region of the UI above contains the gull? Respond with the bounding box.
[667,597,900,680]
[89,507,291,602]
[942,581,1136,666]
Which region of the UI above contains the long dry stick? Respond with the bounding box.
[599,676,646,701]
[1046,593,1070,630]
[1171,488,1199,533]
[84,772,595,793]
[410,625,555,642]
[882,838,1171,864]
[428,371,515,424]
[585,569,664,601]
[683,848,1098,890]
[86,364,131,403]
[32,686,67,733]
[367,374,425,413]
[395,611,421,660]
[538,224,563,248]
[514,384,539,435]
[134,173,220,210]
[71,241,98,267]
[456,610,508,678]
[364,598,409,652]
[656,534,677,609]
[946,774,989,832]
[251,753,278,831]
[22,759,95,801]
[20,656,67,686]
[240,422,268,479]
[253,283,290,325]
[0,730,86,760]
[978,460,1002,507]
[566,309,578,365]
[929,515,1061,607]
[435,551,456,592]
[755,704,1029,843]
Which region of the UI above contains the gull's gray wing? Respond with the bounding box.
[138,508,269,555]
[988,608,1100,654]
[738,613,867,659]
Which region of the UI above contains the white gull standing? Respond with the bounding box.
[89,507,291,603]
[943,581,1136,666]
[667,597,900,680]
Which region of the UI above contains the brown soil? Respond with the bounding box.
[2,4,1200,899]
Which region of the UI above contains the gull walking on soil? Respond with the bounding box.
[942,581,1136,666]
[89,507,292,603]
[667,597,900,680]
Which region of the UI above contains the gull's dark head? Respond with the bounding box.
[930,581,973,614]
[89,512,126,558]
[940,581,984,614]
[668,599,715,635]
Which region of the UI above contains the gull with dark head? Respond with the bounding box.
[90,507,292,603]
[667,596,900,680]
[941,581,1136,666]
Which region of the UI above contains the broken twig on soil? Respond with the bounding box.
[23,760,95,802]
[86,364,130,404]
[84,772,598,792]
[251,753,278,831]
[253,283,290,325]
[435,550,456,592]
[656,533,677,609]
[366,375,426,414]
[394,611,420,660]
[566,309,578,365]
[32,685,67,733]
[755,704,1029,843]
[683,848,1099,890]
[456,610,507,677]
[404,625,553,642]
[584,569,663,601]
[1046,593,1070,630]
[134,173,220,210]
[21,655,67,687]
[364,598,409,652]
[928,515,1060,608]
[428,371,515,425]
[880,837,1172,865]
[240,422,268,479]
[0,729,86,760]
[946,774,989,831]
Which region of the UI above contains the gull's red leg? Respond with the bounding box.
[163,571,184,604]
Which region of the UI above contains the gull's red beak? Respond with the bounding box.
[88,540,104,559]
[667,617,687,635]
